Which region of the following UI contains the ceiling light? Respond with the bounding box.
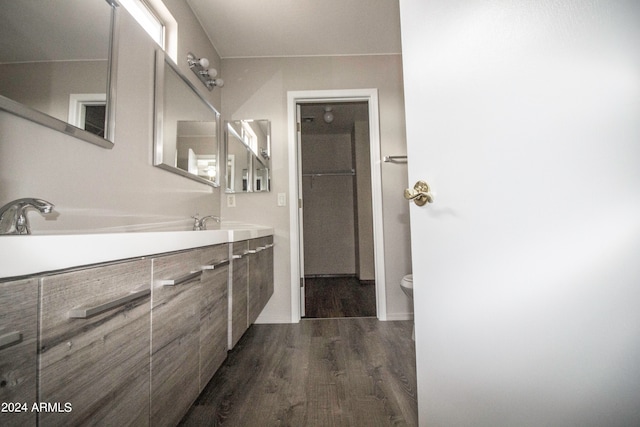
[323,106,334,123]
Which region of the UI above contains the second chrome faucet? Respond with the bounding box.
[192,214,220,231]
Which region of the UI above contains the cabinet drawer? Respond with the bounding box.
[39,259,152,426]
[0,278,38,427]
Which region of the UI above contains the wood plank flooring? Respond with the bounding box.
[179,318,418,426]
[304,276,377,318]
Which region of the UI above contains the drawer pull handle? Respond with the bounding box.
[158,270,203,287]
[264,243,274,249]
[232,254,243,260]
[0,330,22,348]
[201,259,230,270]
[246,249,257,254]
[68,288,150,319]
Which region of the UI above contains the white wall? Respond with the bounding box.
[354,120,375,281]
[0,2,223,233]
[400,0,640,425]
[220,55,413,322]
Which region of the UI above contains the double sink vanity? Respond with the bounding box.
[1,2,276,425]
[0,224,274,426]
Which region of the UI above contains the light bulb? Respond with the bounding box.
[214,78,224,87]
[323,111,334,123]
[199,68,217,78]
[198,57,209,68]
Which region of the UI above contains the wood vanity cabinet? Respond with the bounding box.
[248,236,274,325]
[150,250,202,427]
[197,244,229,391]
[38,259,152,426]
[230,241,249,348]
[150,243,230,424]
[0,278,38,427]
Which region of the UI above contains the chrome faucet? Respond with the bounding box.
[0,198,55,235]
[192,214,220,231]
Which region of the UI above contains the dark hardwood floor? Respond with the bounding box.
[304,276,377,318]
[180,318,418,426]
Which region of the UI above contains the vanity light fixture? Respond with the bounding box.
[187,52,224,91]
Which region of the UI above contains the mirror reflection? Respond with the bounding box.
[225,120,271,193]
[0,0,116,148]
[154,51,220,187]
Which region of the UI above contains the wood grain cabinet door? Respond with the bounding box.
[0,278,38,427]
[230,240,248,349]
[197,244,229,391]
[247,239,262,325]
[38,259,152,426]
[248,237,274,325]
[259,236,274,310]
[150,250,202,427]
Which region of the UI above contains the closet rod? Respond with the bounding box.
[302,169,355,177]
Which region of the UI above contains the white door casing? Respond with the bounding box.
[287,89,387,322]
[400,0,640,425]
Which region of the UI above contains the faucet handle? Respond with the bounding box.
[192,214,202,230]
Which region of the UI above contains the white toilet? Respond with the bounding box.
[400,274,415,340]
[400,274,413,299]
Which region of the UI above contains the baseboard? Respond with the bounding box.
[385,312,414,321]
[254,315,294,324]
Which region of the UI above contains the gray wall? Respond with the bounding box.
[0,2,222,233]
[302,132,356,276]
[220,55,412,322]
[0,5,412,322]
[0,61,107,124]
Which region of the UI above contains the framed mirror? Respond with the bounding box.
[225,120,271,193]
[0,0,119,149]
[154,50,220,187]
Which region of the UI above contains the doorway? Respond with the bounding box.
[287,89,387,322]
[299,102,375,318]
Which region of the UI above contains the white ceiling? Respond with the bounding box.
[186,0,402,58]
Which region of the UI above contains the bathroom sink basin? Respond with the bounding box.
[218,222,274,242]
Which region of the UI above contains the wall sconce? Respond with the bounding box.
[187,52,224,91]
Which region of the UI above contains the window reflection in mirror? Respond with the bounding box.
[154,51,220,187]
[225,120,271,193]
[0,0,116,147]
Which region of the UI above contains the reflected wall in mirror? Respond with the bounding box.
[225,120,271,193]
[154,50,220,187]
[0,0,118,148]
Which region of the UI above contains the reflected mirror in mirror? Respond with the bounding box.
[225,120,271,193]
[154,51,220,187]
[225,123,251,192]
[0,0,117,148]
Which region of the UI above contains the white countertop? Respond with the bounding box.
[0,223,273,279]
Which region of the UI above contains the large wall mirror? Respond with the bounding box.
[0,0,118,149]
[225,120,271,193]
[154,50,220,187]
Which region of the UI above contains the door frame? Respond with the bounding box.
[287,89,387,322]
